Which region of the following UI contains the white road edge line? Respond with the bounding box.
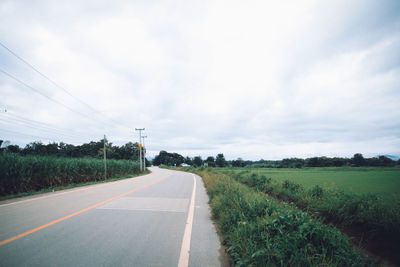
[178,174,197,267]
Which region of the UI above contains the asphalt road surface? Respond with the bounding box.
[0,167,228,267]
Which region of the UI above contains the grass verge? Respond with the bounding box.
[183,167,374,266]
[218,168,400,265]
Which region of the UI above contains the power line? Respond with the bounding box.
[0,41,131,129]
[0,68,99,123]
[0,41,100,114]
[2,110,94,137]
[0,114,91,142]
[0,68,129,133]
[0,116,86,140]
[0,108,133,146]
[0,128,85,144]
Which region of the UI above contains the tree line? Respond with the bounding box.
[152,150,399,168]
[153,151,229,167]
[0,139,149,164]
[252,153,399,168]
[2,140,398,168]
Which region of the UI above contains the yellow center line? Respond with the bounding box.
[0,175,170,247]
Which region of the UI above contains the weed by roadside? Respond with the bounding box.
[187,168,374,266]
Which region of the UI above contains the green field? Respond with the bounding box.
[227,167,400,199]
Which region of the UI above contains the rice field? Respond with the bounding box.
[228,167,400,198]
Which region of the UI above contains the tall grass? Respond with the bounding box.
[0,153,140,196]
[187,168,373,266]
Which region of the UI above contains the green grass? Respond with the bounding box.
[207,167,400,265]
[176,166,400,265]
[184,167,374,266]
[228,167,400,200]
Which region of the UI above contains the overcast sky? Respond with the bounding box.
[1,0,399,160]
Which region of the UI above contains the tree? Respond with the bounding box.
[22,142,47,155]
[184,156,193,166]
[205,156,216,167]
[332,157,347,167]
[59,143,77,157]
[279,158,305,168]
[365,157,380,166]
[172,153,185,166]
[351,153,365,167]
[6,145,21,153]
[193,156,203,167]
[145,157,152,167]
[215,153,227,167]
[153,151,168,166]
[152,150,185,166]
[378,156,395,167]
[120,142,139,160]
[306,157,331,167]
[232,158,245,167]
[45,143,59,156]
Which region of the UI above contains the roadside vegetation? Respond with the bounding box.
[0,139,149,198]
[0,139,149,165]
[184,167,374,266]
[179,166,399,266]
[0,153,141,197]
[226,169,399,258]
[224,168,400,235]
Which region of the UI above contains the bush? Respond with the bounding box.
[282,180,302,193]
[309,185,324,198]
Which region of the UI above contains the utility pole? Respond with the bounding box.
[103,134,107,179]
[135,128,145,171]
[142,135,147,170]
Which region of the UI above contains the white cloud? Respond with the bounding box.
[0,0,399,160]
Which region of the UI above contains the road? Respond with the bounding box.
[0,167,227,267]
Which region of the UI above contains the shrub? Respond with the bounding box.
[309,185,324,198]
